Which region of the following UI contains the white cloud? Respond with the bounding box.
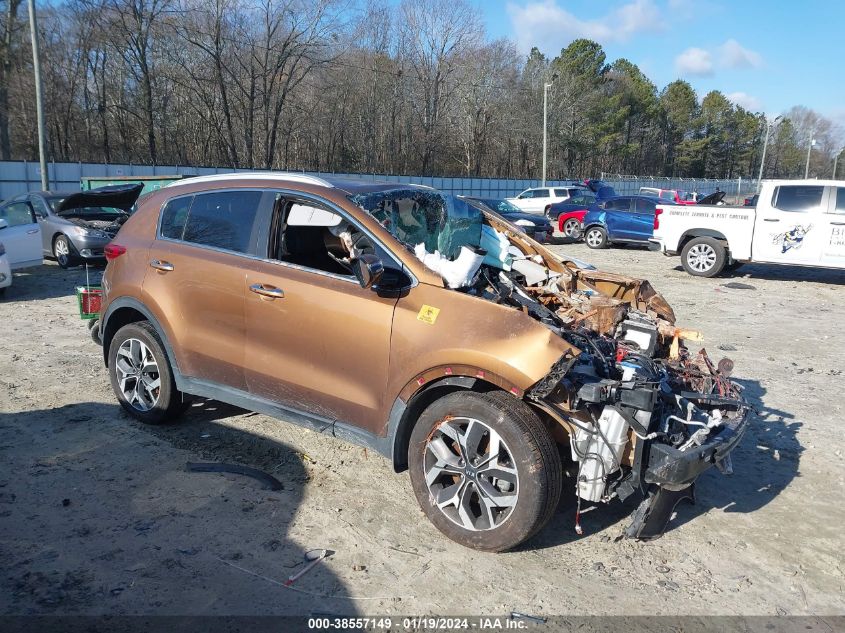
[727,91,763,112]
[675,47,714,77]
[719,39,763,69]
[506,0,664,54]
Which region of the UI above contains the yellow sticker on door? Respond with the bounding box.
[417,305,440,325]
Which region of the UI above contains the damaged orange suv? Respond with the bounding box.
[100,173,750,551]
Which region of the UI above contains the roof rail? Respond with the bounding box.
[165,171,334,188]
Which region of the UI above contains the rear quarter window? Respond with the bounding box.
[772,185,824,212]
[159,195,193,240]
[182,191,263,253]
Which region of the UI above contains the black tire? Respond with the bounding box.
[562,218,581,239]
[89,319,101,345]
[681,236,726,277]
[53,234,76,269]
[0,286,6,298]
[408,391,562,552]
[107,321,187,424]
[584,226,608,249]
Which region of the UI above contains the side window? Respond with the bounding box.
[832,188,845,214]
[29,196,50,218]
[273,199,373,278]
[182,191,263,253]
[636,198,657,213]
[0,201,36,227]
[553,189,570,197]
[159,195,193,240]
[534,189,550,199]
[772,186,824,212]
[518,190,532,199]
[607,198,630,211]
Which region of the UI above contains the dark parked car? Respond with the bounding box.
[581,195,661,249]
[11,185,142,268]
[462,197,554,243]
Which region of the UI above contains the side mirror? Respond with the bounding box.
[352,253,384,289]
[0,219,7,230]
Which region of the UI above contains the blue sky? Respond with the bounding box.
[473,0,844,127]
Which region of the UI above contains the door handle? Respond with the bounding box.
[250,283,285,299]
[149,259,174,272]
[763,218,779,222]
[26,229,39,234]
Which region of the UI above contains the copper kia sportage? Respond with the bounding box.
[99,173,749,551]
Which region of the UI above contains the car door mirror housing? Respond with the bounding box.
[352,253,384,289]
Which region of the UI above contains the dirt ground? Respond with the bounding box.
[1,243,843,618]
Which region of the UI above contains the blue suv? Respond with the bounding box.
[581,195,660,249]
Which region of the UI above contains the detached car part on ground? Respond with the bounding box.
[98,174,750,552]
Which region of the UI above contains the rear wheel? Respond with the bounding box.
[681,237,726,277]
[585,226,608,249]
[562,218,581,239]
[108,321,188,424]
[53,234,76,269]
[408,391,562,552]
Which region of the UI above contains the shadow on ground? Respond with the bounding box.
[0,399,359,616]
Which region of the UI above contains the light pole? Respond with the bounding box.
[541,82,553,186]
[756,114,782,193]
[804,131,816,179]
[27,0,48,190]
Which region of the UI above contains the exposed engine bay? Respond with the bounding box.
[350,188,752,539]
[59,209,130,237]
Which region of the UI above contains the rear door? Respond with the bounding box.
[630,197,658,241]
[602,197,635,239]
[243,195,399,433]
[820,186,845,268]
[142,189,273,389]
[752,184,827,265]
[0,199,42,268]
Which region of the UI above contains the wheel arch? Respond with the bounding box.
[387,371,521,473]
[101,298,183,384]
[679,229,729,250]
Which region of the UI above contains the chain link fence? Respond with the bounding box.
[0,160,759,202]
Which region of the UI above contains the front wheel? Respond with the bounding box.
[681,237,726,277]
[584,226,608,249]
[408,391,562,552]
[108,321,188,424]
[53,234,76,269]
[562,218,581,239]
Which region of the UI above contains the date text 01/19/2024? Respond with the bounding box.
[307,617,531,630]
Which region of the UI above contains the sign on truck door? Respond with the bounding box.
[821,186,845,267]
[752,184,828,265]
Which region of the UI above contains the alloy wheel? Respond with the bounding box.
[563,219,581,238]
[586,229,604,247]
[54,237,71,267]
[423,417,519,531]
[115,338,161,411]
[687,243,717,273]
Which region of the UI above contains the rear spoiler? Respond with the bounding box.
[56,183,144,213]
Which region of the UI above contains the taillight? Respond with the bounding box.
[104,243,126,260]
[653,208,663,230]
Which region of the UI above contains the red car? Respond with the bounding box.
[545,192,597,238]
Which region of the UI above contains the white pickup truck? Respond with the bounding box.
[649,179,845,277]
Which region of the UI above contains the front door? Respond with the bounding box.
[142,189,273,390]
[630,197,658,241]
[244,196,398,433]
[752,184,827,265]
[820,186,845,268]
[0,200,42,268]
[602,197,635,239]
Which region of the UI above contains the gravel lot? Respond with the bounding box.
[1,244,843,618]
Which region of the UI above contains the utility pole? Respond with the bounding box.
[804,131,815,179]
[542,82,552,186]
[27,0,48,190]
[756,115,781,193]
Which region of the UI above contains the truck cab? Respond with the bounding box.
[650,179,845,277]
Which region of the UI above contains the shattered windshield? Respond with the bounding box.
[349,188,483,260]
